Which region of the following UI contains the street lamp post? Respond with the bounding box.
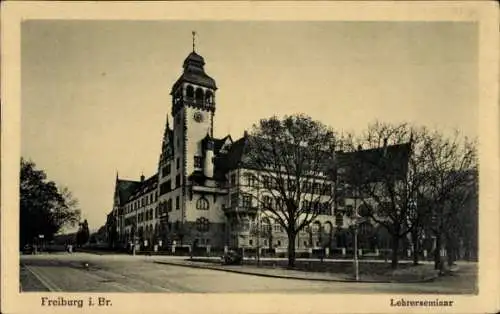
[353,195,360,282]
[256,208,261,266]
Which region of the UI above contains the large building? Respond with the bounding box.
[105,46,412,253]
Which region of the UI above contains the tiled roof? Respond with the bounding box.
[115,173,159,205]
[214,134,411,183]
[128,174,159,200]
[336,143,411,183]
[116,179,140,204]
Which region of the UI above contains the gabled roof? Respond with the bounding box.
[213,133,411,183]
[336,143,411,183]
[115,173,159,206]
[127,174,159,201]
[115,179,141,204]
[216,135,247,172]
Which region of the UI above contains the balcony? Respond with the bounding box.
[192,185,228,194]
[222,205,258,216]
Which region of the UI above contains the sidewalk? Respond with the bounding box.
[153,258,440,283]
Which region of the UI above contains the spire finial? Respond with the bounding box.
[192,31,196,52]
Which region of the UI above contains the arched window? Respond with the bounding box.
[196,196,209,210]
[205,90,213,105]
[186,85,194,98]
[195,88,204,104]
[323,221,333,234]
[311,221,321,234]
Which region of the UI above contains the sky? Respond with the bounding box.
[21,20,478,231]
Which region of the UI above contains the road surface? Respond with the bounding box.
[20,252,477,294]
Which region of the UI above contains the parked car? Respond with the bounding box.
[221,250,242,265]
[21,244,33,255]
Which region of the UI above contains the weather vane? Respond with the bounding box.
[192,31,197,52]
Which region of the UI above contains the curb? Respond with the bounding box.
[153,260,439,284]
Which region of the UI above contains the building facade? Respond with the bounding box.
[106,47,412,253]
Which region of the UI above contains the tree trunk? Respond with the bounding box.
[411,229,420,265]
[446,234,456,267]
[391,235,400,269]
[287,232,297,268]
[434,233,442,270]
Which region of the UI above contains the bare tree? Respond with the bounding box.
[340,122,429,269]
[420,131,477,270]
[244,114,337,267]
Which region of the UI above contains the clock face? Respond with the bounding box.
[193,111,203,123]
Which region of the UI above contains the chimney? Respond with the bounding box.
[140,173,145,182]
[357,144,362,151]
[243,130,248,138]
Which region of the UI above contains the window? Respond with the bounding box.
[160,180,171,195]
[345,185,354,198]
[249,239,253,246]
[241,218,250,231]
[231,193,239,207]
[345,205,354,217]
[196,197,209,210]
[176,174,181,188]
[162,165,171,178]
[194,156,203,168]
[176,196,180,210]
[336,197,345,207]
[168,199,173,212]
[288,179,296,191]
[263,176,271,189]
[311,222,321,233]
[335,213,343,226]
[313,183,321,195]
[246,174,257,187]
[302,181,312,193]
[324,184,332,195]
[273,222,283,232]
[263,196,273,208]
[230,174,237,185]
[320,203,331,215]
[277,240,282,246]
[242,194,252,208]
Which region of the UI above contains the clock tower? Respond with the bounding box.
[159,35,218,226]
[170,48,217,178]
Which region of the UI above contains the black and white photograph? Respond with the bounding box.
[2,2,499,314]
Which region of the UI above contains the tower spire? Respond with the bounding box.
[192,31,196,52]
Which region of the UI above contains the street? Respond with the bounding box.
[20,253,477,294]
